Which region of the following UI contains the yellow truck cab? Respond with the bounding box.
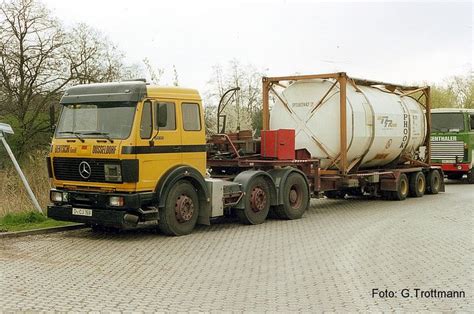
[48,81,212,235]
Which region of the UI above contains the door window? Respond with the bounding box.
[182,103,201,131]
[155,102,176,130]
[140,101,152,139]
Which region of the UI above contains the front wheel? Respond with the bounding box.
[273,173,309,220]
[236,176,270,225]
[159,181,199,236]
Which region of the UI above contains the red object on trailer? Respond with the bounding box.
[261,129,295,160]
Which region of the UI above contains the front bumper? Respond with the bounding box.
[432,163,471,173]
[47,190,155,228]
[48,205,129,227]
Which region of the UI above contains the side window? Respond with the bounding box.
[182,103,201,131]
[155,102,176,130]
[140,101,152,139]
[470,114,474,131]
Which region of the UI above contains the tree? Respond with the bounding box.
[205,59,266,135]
[0,0,133,157]
[66,23,124,84]
[430,73,473,109]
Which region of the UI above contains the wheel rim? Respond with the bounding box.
[250,186,267,213]
[401,179,408,196]
[433,175,439,189]
[417,176,425,193]
[289,184,303,209]
[175,194,194,223]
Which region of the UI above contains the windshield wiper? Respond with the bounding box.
[58,131,85,143]
[82,132,114,143]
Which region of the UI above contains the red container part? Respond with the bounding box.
[261,129,295,160]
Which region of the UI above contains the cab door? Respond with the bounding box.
[135,99,182,191]
[180,101,206,175]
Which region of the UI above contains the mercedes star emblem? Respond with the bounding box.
[79,161,91,179]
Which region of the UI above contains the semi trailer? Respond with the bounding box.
[47,72,444,236]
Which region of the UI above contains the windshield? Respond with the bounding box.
[55,102,137,139]
[431,113,465,132]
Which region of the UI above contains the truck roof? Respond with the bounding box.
[431,108,474,114]
[146,86,201,101]
[60,81,201,104]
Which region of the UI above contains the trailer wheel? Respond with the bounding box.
[273,173,309,220]
[409,172,426,197]
[159,180,199,236]
[427,170,442,194]
[237,176,270,225]
[389,173,409,201]
[467,169,474,184]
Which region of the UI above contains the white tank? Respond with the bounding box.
[270,79,427,169]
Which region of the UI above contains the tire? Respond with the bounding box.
[447,173,463,180]
[236,176,270,225]
[273,173,309,220]
[427,170,442,194]
[389,173,409,201]
[409,172,426,197]
[159,181,199,236]
[468,169,474,184]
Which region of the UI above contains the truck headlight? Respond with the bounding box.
[50,190,68,203]
[109,196,124,207]
[104,164,122,182]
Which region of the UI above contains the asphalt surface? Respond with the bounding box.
[0,182,473,312]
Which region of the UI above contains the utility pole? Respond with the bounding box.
[0,123,43,214]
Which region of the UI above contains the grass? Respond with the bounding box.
[0,151,74,232]
[0,151,50,217]
[0,211,73,232]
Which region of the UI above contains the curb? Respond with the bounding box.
[0,223,88,239]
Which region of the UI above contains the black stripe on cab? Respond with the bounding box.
[122,145,207,154]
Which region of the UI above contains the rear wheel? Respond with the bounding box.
[159,181,199,236]
[427,170,442,194]
[389,173,409,201]
[273,173,309,220]
[409,172,426,197]
[237,176,270,225]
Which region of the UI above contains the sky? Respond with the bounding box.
[42,0,472,93]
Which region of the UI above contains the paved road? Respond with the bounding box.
[1,182,473,312]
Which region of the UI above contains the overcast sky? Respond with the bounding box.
[42,0,472,92]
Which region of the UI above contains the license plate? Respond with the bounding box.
[72,208,92,217]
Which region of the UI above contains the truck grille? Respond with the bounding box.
[431,141,464,161]
[53,157,117,183]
